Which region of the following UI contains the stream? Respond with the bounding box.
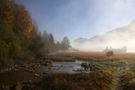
[40,60,90,73]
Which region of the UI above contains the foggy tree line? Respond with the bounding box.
[0,0,70,67]
[42,30,70,53]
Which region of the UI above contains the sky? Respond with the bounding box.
[15,0,135,41]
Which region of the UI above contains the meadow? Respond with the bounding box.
[55,51,135,61]
[46,51,135,90]
[1,51,135,90]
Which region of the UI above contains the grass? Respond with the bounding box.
[46,52,135,90]
[1,51,135,90]
[52,51,135,62]
[0,70,35,86]
[119,70,135,90]
[33,70,115,90]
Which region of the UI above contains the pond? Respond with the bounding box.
[40,60,90,73]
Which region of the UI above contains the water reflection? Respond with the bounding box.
[40,60,90,73]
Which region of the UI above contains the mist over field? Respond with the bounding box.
[1,0,135,90]
[72,21,135,52]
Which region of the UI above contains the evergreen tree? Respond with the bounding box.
[61,37,70,50]
[28,24,46,58]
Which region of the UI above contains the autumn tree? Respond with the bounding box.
[0,0,14,42]
[0,0,43,66]
[0,0,14,31]
[0,0,19,67]
[0,0,71,67]
[14,4,32,39]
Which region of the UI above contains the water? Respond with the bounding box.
[40,60,89,73]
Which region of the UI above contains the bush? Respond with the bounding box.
[0,40,9,65]
[106,51,114,57]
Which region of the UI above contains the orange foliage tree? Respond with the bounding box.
[14,5,32,39]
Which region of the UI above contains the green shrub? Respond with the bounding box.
[106,51,114,57]
[0,40,9,65]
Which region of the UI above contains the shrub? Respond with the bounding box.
[106,51,114,57]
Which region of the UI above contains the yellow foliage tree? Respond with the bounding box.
[0,0,14,31]
[14,5,32,38]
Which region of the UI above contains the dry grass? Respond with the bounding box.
[38,70,115,90]
[55,51,135,62]
[0,70,35,85]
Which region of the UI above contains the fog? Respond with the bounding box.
[71,21,135,52]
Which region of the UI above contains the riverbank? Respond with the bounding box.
[0,52,135,90]
[0,70,115,90]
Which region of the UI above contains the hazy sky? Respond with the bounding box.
[16,0,135,41]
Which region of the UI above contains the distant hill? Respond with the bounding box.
[72,21,135,52]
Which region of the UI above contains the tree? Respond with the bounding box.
[42,31,56,53]
[48,34,55,52]
[42,31,50,53]
[0,0,14,42]
[0,40,9,65]
[0,0,54,67]
[14,4,32,39]
[28,24,46,58]
[0,0,71,67]
[61,37,70,50]
[0,0,22,65]
[42,33,71,53]
[55,41,61,51]
[0,0,14,31]
[49,34,55,45]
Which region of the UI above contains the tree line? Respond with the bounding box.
[42,30,70,53]
[0,0,70,67]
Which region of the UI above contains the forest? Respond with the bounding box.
[0,0,70,68]
[0,0,135,90]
